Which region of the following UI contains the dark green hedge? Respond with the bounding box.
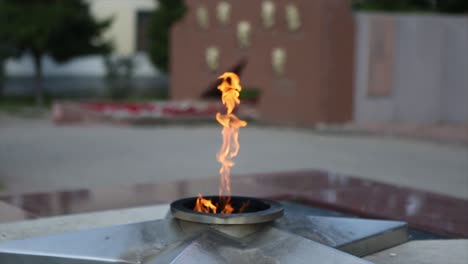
[352,0,468,14]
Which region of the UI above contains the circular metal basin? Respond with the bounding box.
[170,196,284,225]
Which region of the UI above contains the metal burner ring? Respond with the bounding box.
[170,196,284,225]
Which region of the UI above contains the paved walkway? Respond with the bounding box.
[365,239,468,264]
[1,116,467,199]
[317,123,468,145]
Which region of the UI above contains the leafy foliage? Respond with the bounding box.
[352,0,468,13]
[0,0,112,61]
[0,46,7,98]
[149,0,187,73]
[436,0,468,13]
[0,0,112,104]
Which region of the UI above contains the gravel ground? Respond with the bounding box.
[1,115,467,199]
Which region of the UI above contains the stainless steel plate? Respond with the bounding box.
[0,202,408,264]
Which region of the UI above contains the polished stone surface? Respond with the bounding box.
[1,170,466,238]
[257,171,468,237]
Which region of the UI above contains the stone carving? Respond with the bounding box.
[285,3,300,32]
[261,0,275,29]
[237,21,252,48]
[216,1,231,26]
[205,46,220,71]
[196,6,209,29]
[272,48,286,76]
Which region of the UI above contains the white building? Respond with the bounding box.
[88,0,157,56]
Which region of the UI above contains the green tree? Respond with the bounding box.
[352,0,468,13]
[352,0,433,12]
[435,0,468,13]
[149,0,187,73]
[0,44,9,99]
[0,0,112,105]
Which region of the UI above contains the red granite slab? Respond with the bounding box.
[1,170,467,238]
[251,171,468,237]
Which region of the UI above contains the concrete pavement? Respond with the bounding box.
[365,239,468,264]
[1,116,467,199]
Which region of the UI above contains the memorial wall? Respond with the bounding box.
[171,0,355,126]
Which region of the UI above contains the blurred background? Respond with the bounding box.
[0,0,467,244]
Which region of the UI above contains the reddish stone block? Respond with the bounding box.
[171,0,355,126]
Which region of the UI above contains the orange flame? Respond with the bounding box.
[194,72,248,214]
[194,194,217,213]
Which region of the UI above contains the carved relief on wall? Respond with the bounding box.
[196,6,209,30]
[261,0,275,29]
[216,1,231,26]
[367,16,395,97]
[205,46,220,72]
[237,21,252,48]
[285,3,301,32]
[272,48,286,76]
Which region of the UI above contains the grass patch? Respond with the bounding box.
[0,96,46,112]
[117,89,169,102]
[0,88,170,110]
